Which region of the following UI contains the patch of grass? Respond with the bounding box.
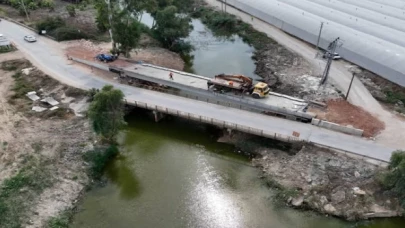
[384,90,405,105]
[46,208,74,228]
[0,158,53,228]
[1,59,31,71]
[83,145,119,180]
[11,72,35,100]
[0,46,15,54]
[31,141,44,153]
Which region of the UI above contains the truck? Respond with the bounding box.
[207,74,270,98]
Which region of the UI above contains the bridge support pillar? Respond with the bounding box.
[153,111,165,122]
[227,128,233,138]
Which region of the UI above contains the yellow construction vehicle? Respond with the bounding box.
[207,74,270,98]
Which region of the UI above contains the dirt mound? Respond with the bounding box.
[310,99,385,137]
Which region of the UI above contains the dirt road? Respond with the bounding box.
[204,0,405,149]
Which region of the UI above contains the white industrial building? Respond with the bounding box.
[224,0,405,86]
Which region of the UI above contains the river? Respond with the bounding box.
[71,15,404,228]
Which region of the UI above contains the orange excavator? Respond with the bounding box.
[207,74,270,98]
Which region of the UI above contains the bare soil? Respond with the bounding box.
[309,99,385,137]
[219,132,401,220]
[0,51,94,227]
[253,145,401,220]
[63,38,185,70]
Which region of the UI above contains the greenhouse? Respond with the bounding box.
[225,0,405,86]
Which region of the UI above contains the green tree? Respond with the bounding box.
[381,150,405,209]
[88,85,126,142]
[112,11,142,57]
[152,5,192,51]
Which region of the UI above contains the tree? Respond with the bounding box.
[88,85,126,142]
[152,5,193,51]
[381,150,405,209]
[112,11,142,57]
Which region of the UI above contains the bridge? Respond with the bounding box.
[0,19,397,163]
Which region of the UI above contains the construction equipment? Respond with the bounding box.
[207,74,270,98]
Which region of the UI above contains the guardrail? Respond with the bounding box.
[128,99,303,143]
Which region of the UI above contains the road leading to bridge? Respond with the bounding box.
[0,19,398,162]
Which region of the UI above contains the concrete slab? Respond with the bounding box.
[26,91,40,101]
[41,97,59,106]
[32,106,47,112]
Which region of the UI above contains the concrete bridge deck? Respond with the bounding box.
[0,19,398,163]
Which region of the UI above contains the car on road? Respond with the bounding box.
[95,53,117,63]
[24,35,37,42]
[322,51,341,60]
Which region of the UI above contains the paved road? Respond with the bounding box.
[205,0,405,149]
[0,20,398,162]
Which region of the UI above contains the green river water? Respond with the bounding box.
[71,112,404,228]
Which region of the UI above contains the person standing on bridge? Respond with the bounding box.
[169,72,174,80]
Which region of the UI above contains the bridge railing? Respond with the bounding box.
[131,100,303,143]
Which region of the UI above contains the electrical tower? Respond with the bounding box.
[319,37,340,85]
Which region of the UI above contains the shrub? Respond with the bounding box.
[27,2,38,10]
[51,27,89,41]
[65,5,76,17]
[36,16,65,34]
[381,150,405,209]
[39,0,54,8]
[83,145,119,180]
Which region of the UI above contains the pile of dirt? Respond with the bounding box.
[310,99,385,137]
[253,145,401,220]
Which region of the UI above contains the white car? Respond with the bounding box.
[322,52,341,60]
[24,35,37,42]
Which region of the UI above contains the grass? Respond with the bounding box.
[46,208,75,228]
[0,46,16,54]
[11,72,36,100]
[83,144,119,180]
[0,158,52,228]
[384,90,405,105]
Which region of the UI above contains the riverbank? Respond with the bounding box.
[0,51,105,227]
[219,131,402,221]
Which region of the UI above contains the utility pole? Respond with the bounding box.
[315,22,324,50]
[320,37,339,85]
[224,0,227,12]
[345,72,356,100]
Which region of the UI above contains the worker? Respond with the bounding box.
[169,72,174,80]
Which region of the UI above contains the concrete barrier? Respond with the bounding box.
[311,118,363,136]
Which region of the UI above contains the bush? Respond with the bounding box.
[36,16,65,34]
[65,5,76,17]
[381,150,405,209]
[83,145,119,180]
[27,2,38,10]
[51,27,89,41]
[39,0,54,8]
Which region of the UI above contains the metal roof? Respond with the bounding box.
[226,0,405,86]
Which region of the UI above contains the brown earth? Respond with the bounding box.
[0,51,95,227]
[63,38,185,70]
[309,99,385,137]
